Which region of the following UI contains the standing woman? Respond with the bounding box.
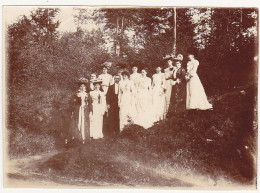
[152,66,166,122]
[168,60,186,115]
[129,65,141,122]
[118,70,133,131]
[89,79,107,139]
[69,78,92,144]
[186,54,213,110]
[89,73,97,91]
[98,65,113,96]
[135,68,154,129]
[164,59,175,114]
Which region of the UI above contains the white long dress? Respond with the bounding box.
[135,76,154,129]
[89,90,106,139]
[186,60,212,110]
[130,72,141,122]
[152,73,166,122]
[118,79,133,131]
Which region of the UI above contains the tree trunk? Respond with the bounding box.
[119,16,124,57]
[173,7,177,56]
[115,17,119,56]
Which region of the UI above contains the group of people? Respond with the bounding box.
[67,53,212,144]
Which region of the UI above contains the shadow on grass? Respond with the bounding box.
[33,85,257,187]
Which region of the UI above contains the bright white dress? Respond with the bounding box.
[152,73,166,122]
[89,90,106,139]
[135,76,154,129]
[98,73,113,96]
[118,79,133,131]
[130,72,141,122]
[186,60,212,110]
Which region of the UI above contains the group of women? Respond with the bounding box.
[67,53,212,144]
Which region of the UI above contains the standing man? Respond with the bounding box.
[105,75,121,136]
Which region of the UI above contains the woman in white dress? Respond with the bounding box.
[89,79,107,139]
[98,67,113,96]
[118,70,133,131]
[186,54,213,110]
[129,66,141,122]
[152,66,166,122]
[89,73,97,91]
[135,68,154,129]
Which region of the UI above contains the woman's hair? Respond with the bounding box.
[141,68,148,72]
[121,70,130,78]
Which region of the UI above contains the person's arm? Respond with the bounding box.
[190,60,199,77]
[118,83,122,107]
[162,74,166,89]
[148,78,152,91]
[87,93,93,113]
[151,75,154,88]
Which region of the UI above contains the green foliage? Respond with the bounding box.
[6,7,258,159]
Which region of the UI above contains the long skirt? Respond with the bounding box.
[90,103,105,139]
[129,92,138,122]
[119,92,132,131]
[70,105,90,142]
[165,79,172,114]
[135,91,154,129]
[169,83,186,114]
[152,86,166,122]
[186,75,212,110]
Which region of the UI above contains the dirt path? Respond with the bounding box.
[5,150,104,188]
[5,149,253,189]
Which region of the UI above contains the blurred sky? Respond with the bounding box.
[3,6,96,32]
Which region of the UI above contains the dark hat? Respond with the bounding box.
[76,77,88,85]
[121,70,130,77]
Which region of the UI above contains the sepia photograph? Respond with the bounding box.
[3,5,258,189]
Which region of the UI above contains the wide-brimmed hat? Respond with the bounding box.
[174,54,184,61]
[91,78,103,85]
[101,62,112,69]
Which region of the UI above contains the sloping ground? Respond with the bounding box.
[6,85,257,188]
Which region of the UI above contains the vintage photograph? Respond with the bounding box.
[3,6,258,189]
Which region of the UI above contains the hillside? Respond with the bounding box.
[6,85,257,188]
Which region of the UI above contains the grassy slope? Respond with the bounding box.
[36,85,257,187]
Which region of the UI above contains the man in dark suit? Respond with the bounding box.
[168,60,187,115]
[103,75,120,137]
